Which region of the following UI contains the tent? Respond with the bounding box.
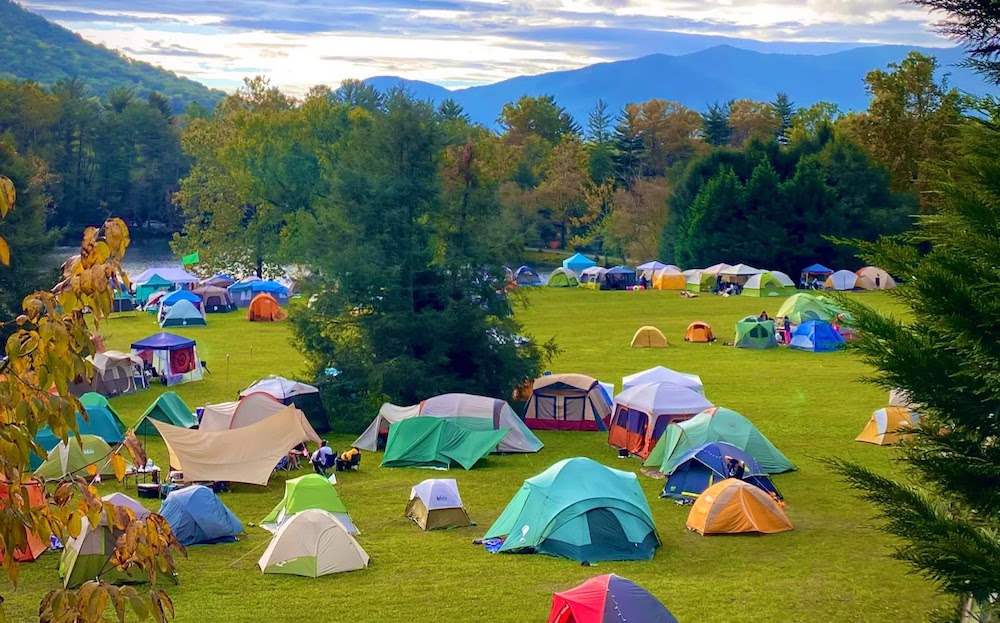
[262,474,357,534]
[242,376,329,433]
[247,293,286,321]
[777,293,837,325]
[485,457,660,562]
[405,478,473,530]
[200,392,288,431]
[857,266,896,290]
[652,269,686,290]
[144,290,169,313]
[684,271,716,293]
[548,574,678,623]
[684,321,715,343]
[193,285,236,313]
[159,485,243,546]
[71,351,146,397]
[622,366,703,394]
[229,279,289,307]
[35,392,127,460]
[735,318,779,350]
[563,252,597,276]
[719,263,762,285]
[59,493,154,588]
[631,326,668,348]
[201,274,236,288]
[160,289,202,310]
[609,383,715,458]
[578,266,607,290]
[789,320,846,352]
[547,267,580,288]
[131,332,203,386]
[856,407,919,445]
[686,479,792,535]
[382,417,507,470]
[258,509,369,577]
[644,407,795,475]
[160,300,206,328]
[111,287,137,316]
[132,266,200,288]
[152,406,321,486]
[801,263,834,283]
[522,374,612,431]
[514,266,543,287]
[701,263,732,276]
[135,391,196,436]
[598,266,636,291]
[889,388,918,410]
[354,393,542,454]
[824,269,861,291]
[636,261,666,283]
[34,435,123,481]
[742,272,791,297]
[0,480,47,563]
[661,442,781,502]
[134,274,175,303]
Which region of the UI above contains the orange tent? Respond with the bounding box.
[247,293,286,322]
[684,321,715,343]
[0,480,47,563]
[686,479,792,535]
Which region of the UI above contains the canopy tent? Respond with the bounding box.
[563,252,597,276]
[630,326,668,348]
[644,407,794,475]
[742,272,792,297]
[258,510,369,578]
[522,374,611,432]
[789,321,846,352]
[192,285,236,313]
[35,392,127,461]
[622,366,703,394]
[59,494,154,588]
[200,392,288,431]
[800,263,834,281]
[0,480,47,563]
[135,274,175,304]
[514,266,543,287]
[661,442,781,502]
[857,266,896,290]
[547,267,580,287]
[354,393,542,454]
[856,407,920,446]
[131,332,203,386]
[405,478,473,530]
[159,485,243,546]
[686,479,792,535]
[200,273,236,288]
[776,293,837,325]
[652,269,686,290]
[152,406,321,486]
[548,575,678,623]
[159,299,206,328]
[382,417,508,470]
[609,383,715,459]
[598,266,636,291]
[241,376,328,433]
[735,318,779,350]
[485,457,660,562]
[34,435,124,481]
[71,351,146,397]
[229,279,289,307]
[684,321,715,343]
[824,269,862,291]
[262,474,357,535]
[684,271,716,293]
[247,293,286,321]
[135,391,196,436]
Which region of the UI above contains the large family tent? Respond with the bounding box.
[34,435,122,481]
[578,266,607,289]
[159,485,243,546]
[630,326,668,348]
[199,392,287,431]
[777,293,836,325]
[193,285,236,313]
[159,300,206,328]
[789,320,846,352]
[35,392,127,459]
[661,442,780,502]
[522,374,612,431]
[685,271,716,293]
[515,266,543,287]
[548,575,678,623]
[622,366,704,394]
[59,493,154,588]
[563,252,597,276]
[405,478,473,530]
[485,458,660,562]
[644,407,795,475]
[247,293,286,321]
[742,272,791,297]
[258,510,369,578]
[684,321,715,343]
[135,391,197,436]
[71,351,146,397]
[547,267,579,287]
[856,407,919,446]
[131,333,203,386]
[825,269,873,291]
[242,376,329,433]
[652,269,686,290]
[382,418,507,470]
[686,479,793,535]
[857,266,896,290]
[734,318,779,350]
[262,474,357,534]
[229,278,289,307]
[152,405,321,486]
[598,266,637,290]
[354,393,542,454]
[609,383,715,459]
[0,480,47,563]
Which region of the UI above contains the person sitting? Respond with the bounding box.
[759,310,770,321]
[287,442,308,470]
[310,440,335,475]
[336,447,362,472]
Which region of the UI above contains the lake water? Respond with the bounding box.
[51,238,179,277]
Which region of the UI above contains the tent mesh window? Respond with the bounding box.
[563,395,586,421]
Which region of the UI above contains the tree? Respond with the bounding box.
[634,99,706,176]
[729,99,781,147]
[333,78,383,112]
[533,136,591,248]
[787,101,841,143]
[498,95,579,146]
[603,178,671,262]
[586,99,615,183]
[910,0,1000,83]
[702,101,732,147]
[613,104,645,185]
[772,92,795,137]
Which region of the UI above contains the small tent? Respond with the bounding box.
[0,480,47,563]
[735,317,779,350]
[193,285,236,313]
[159,300,206,328]
[159,485,243,546]
[742,272,790,297]
[609,383,715,459]
[777,293,837,325]
[563,252,597,276]
[59,493,154,588]
[131,332,203,386]
[71,351,146,397]
[405,478,473,530]
[247,293,286,321]
[241,376,329,433]
[548,574,678,623]
[686,479,792,535]
[522,374,612,431]
[661,442,781,502]
[200,392,288,431]
[652,269,686,291]
[547,268,579,288]
[34,435,122,481]
[229,278,289,307]
[382,418,507,470]
[857,266,896,290]
[856,407,919,446]
[622,366,703,394]
[35,392,127,458]
[684,321,715,343]
[262,474,357,534]
[514,266,542,287]
[824,269,861,291]
[258,510,369,578]
[135,391,197,436]
[789,320,846,352]
[685,271,716,293]
[485,458,659,562]
[631,326,668,348]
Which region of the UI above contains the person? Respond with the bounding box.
[783,317,792,344]
[725,456,745,480]
[336,446,361,472]
[287,442,307,470]
[759,310,770,321]
[310,440,334,475]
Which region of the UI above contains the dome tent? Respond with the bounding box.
[405,479,473,530]
[159,299,206,328]
[857,266,896,290]
[630,326,668,348]
[262,474,357,534]
[777,293,838,325]
[789,320,846,352]
[547,267,580,287]
[742,272,791,297]
[247,293,286,321]
[34,435,125,481]
[686,479,793,535]
[158,485,243,546]
[258,509,369,578]
[856,406,919,446]
[734,317,779,350]
[684,321,715,343]
[514,265,542,287]
[661,442,781,502]
[34,392,127,466]
[135,391,197,436]
[548,574,678,623]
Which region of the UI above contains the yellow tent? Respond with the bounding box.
[652,270,686,291]
[631,326,668,348]
[686,479,792,535]
[855,406,919,445]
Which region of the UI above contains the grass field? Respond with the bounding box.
[5,289,942,623]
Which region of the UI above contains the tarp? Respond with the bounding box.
[622,366,703,394]
[686,479,793,535]
[262,474,356,534]
[523,374,611,431]
[159,485,243,546]
[548,574,678,623]
[258,510,369,577]
[199,392,288,431]
[152,406,321,485]
[136,391,197,436]
[382,418,508,470]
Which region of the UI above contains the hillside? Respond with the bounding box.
[0,0,223,112]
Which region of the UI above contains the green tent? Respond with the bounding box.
[60,520,150,588]
[484,457,660,562]
[547,268,579,288]
[735,318,779,350]
[261,474,357,534]
[34,392,127,466]
[644,407,795,475]
[136,391,197,436]
[742,272,792,297]
[382,417,507,470]
[136,275,174,303]
[777,293,837,324]
[685,271,716,293]
[34,435,126,481]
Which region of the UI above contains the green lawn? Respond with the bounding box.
[5,290,942,622]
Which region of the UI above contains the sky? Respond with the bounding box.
[21,0,948,94]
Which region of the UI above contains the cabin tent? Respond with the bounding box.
[34,392,127,462]
[258,509,369,577]
[824,269,861,291]
[777,293,837,325]
[598,266,637,290]
[485,457,660,562]
[193,285,236,313]
[405,478,473,530]
[241,376,329,433]
[685,271,716,293]
[135,391,196,436]
[684,321,715,343]
[652,268,686,290]
[159,485,243,546]
[34,435,123,481]
[262,474,357,534]
[247,293,286,321]
[354,393,542,454]
[578,266,607,288]
[229,279,289,307]
[382,417,507,470]
[548,574,678,623]
[547,267,580,287]
[159,300,206,329]
[71,351,146,397]
[200,392,288,432]
[563,252,597,276]
[622,366,704,394]
[522,374,612,432]
[131,332,203,386]
[742,272,790,297]
[644,407,795,475]
[735,318,779,350]
[134,274,175,303]
[686,479,792,535]
[856,407,920,445]
[631,326,668,348]
[661,442,781,502]
[0,480,47,563]
[856,266,896,290]
[789,320,846,352]
[59,494,153,588]
[609,383,715,459]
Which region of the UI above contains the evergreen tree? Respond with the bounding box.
[437,98,468,122]
[702,101,732,147]
[612,104,644,185]
[772,92,795,137]
[586,99,614,182]
[910,0,1000,83]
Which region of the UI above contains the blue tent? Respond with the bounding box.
[32,393,127,468]
[661,442,781,502]
[514,266,542,287]
[563,252,597,276]
[159,485,243,546]
[161,290,201,307]
[229,279,289,307]
[801,263,833,276]
[160,300,207,328]
[789,320,846,352]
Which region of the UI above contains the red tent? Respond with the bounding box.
[0,480,47,563]
[549,575,677,623]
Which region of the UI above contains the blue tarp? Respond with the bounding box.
[131,332,196,351]
[159,485,243,546]
[789,320,846,353]
[801,263,833,275]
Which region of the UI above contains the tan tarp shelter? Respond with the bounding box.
[152,406,321,486]
[631,326,668,348]
[199,392,288,432]
[71,351,145,397]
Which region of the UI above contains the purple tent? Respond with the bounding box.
[131,333,195,351]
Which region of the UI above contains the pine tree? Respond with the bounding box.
[612,104,644,185]
[772,92,795,138]
[910,0,1000,83]
[586,99,614,182]
[702,101,732,147]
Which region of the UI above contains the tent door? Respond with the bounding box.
[562,396,586,422]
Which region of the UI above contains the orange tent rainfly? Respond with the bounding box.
[686,479,793,535]
[0,479,47,563]
[631,326,668,348]
[684,321,715,343]
[247,293,286,322]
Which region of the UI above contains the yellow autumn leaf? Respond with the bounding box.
[111,453,127,481]
[85,462,98,477]
[0,235,9,267]
[67,512,82,538]
[0,175,14,218]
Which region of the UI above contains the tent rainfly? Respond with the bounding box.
[159,299,206,328]
[262,474,357,534]
[548,575,678,623]
[686,479,793,535]
[159,485,244,546]
[622,366,704,394]
[381,418,508,470]
[258,510,369,577]
[406,478,474,530]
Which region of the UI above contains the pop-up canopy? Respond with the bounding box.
[131,333,202,386]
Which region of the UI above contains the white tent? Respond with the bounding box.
[258,510,369,578]
[720,263,762,277]
[199,392,287,432]
[101,492,150,520]
[411,479,463,509]
[636,261,667,280]
[241,376,319,400]
[769,270,796,288]
[614,382,714,419]
[825,269,860,291]
[353,393,543,453]
[701,263,732,276]
[622,366,704,394]
[406,479,472,530]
